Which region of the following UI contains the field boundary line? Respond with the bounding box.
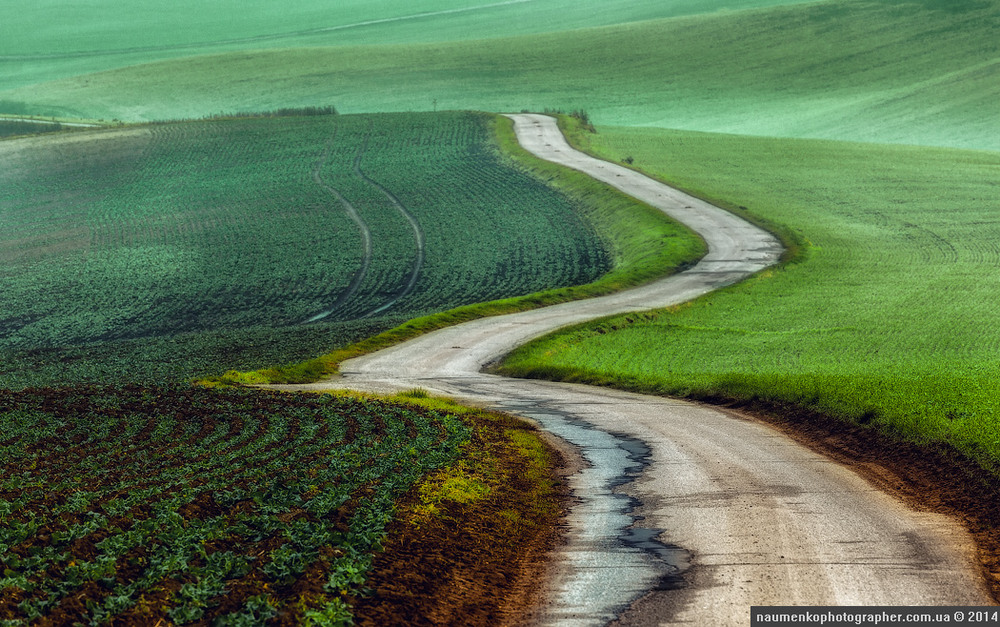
[0,116,101,128]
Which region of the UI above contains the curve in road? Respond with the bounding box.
[273,114,992,624]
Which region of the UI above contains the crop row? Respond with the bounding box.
[305,113,611,321]
[1,118,361,349]
[0,385,470,624]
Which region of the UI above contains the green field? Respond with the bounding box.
[3,0,999,620]
[500,124,1000,467]
[0,119,68,138]
[0,104,700,620]
[3,0,996,150]
[1,0,812,89]
[0,111,619,388]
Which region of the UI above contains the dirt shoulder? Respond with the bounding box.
[719,398,1000,602]
[352,405,578,626]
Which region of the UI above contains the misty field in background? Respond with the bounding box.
[4,0,996,151]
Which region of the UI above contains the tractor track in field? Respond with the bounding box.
[304,125,424,323]
[303,129,372,323]
[354,123,426,318]
[273,114,994,625]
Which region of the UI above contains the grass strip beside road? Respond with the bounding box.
[200,115,705,386]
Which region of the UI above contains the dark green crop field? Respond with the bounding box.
[0,111,611,388]
[0,385,469,625]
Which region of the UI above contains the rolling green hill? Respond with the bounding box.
[3,0,996,150]
[2,0,997,619]
[0,0,815,90]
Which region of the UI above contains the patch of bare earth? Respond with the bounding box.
[353,410,574,626]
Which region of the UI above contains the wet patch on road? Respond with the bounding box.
[495,401,691,625]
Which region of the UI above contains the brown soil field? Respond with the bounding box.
[0,385,570,625]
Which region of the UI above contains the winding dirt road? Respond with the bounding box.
[274,114,992,624]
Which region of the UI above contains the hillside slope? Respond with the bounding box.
[0,112,613,387]
[1,0,816,90]
[502,124,1000,465]
[3,0,996,149]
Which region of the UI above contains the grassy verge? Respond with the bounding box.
[556,115,809,266]
[497,125,1000,471]
[198,114,705,386]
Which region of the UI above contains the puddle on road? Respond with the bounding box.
[495,403,689,626]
